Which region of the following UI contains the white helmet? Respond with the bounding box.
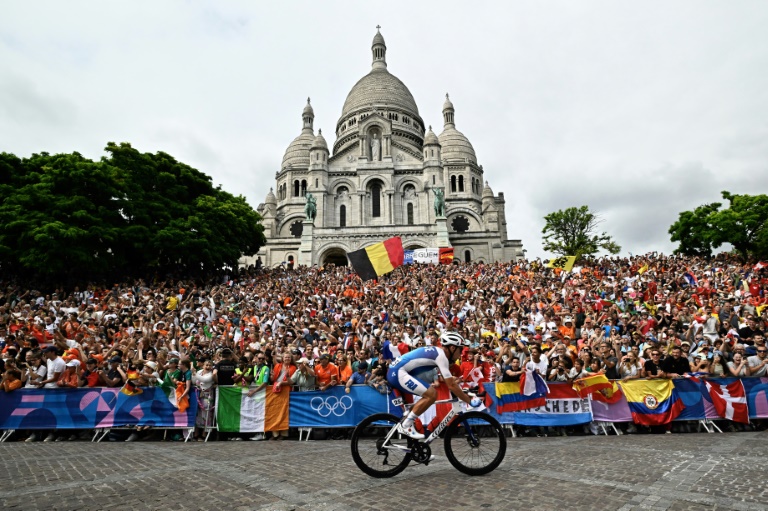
[440,331,468,347]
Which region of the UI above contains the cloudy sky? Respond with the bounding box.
[2,1,767,259]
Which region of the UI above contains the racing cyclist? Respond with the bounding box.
[387,331,483,439]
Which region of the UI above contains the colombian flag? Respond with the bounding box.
[348,237,405,281]
[495,378,547,413]
[572,374,612,398]
[620,380,685,426]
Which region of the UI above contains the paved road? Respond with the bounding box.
[1,430,767,511]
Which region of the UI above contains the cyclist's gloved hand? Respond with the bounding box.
[470,397,483,408]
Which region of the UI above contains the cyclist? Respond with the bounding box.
[387,331,483,439]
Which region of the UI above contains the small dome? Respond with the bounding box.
[311,129,328,151]
[302,97,314,117]
[443,93,454,111]
[438,127,476,162]
[372,27,386,48]
[482,180,494,199]
[423,126,440,146]
[282,131,315,169]
[265,187,277,204]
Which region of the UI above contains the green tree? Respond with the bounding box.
[669,191,768,260]
[668,202,721,257]
[542,205,621,258]
[0,143,266,285]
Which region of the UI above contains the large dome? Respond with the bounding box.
[340,69,420,120]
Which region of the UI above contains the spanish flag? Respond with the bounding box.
[546,256,577,272]
[619,380,684,426]
[348,237,405,281]
[572,374,612,398]
[591,380,623,404]
[439,247,454,264]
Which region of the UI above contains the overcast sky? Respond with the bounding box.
[2,1,768,259]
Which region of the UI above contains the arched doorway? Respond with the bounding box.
[322,248,348,267]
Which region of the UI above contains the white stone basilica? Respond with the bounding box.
[254,28,524,267]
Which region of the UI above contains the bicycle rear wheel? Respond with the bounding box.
[443,411,506,476]
[350,413,412,478]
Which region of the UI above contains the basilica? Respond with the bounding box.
[253,28,524,268]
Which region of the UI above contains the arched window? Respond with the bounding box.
[465,250,471,263]
[315,179,318,188]
[339,205,346,227]
[301,180,307,196]
[458,175,464,192]
[451,175,457,193]
[371,183,381,217]
[407,203,414,225]
[293,180,300,197]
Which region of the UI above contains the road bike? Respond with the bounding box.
[350,396,506,477]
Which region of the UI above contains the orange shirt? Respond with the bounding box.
[314,362,339,387]
[2,379,22,392]
[57,370,79,388]
[338,364,353,384]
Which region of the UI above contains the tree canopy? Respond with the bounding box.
[542,205,621,259]
[669,191,768,260]
[0,143,265,285]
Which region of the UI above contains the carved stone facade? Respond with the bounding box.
[250,28,524,268]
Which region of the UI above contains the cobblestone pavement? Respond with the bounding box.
[1,430,767,511]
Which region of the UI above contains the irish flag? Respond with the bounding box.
[216,387,290,433]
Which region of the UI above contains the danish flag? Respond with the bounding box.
[705,380,749,424]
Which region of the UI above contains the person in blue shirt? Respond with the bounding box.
[345,361,370,393]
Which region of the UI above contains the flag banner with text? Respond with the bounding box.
[0,388,197,430]
[510,383,593,426]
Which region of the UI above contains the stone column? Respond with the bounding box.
[359,192,365,225]
[435,217,451,248]
[298,220,314,266]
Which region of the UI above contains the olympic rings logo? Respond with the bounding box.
[310,395,353,417]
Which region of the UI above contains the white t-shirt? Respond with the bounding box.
[526,354,549,376]
[45,357,66,388]
[25,363,47,388]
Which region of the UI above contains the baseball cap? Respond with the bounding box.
[65,360,79,367]
[109,356,122,363]
[319,353,330,360]
[43,346,57,353]
[297,357,309,364]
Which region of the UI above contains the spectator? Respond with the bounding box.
[291,357,316,392]
[747,344,768,377]
[345,361,370,393]
[709,352,727,377]
[1,368,22,392]
[619,351,643,380]
[269,352,296,440]
[104,356,126,387]
[660,346,691,379]
[56,360,80,388]
[314,353,338,391]
[192,359,216,441]
[727,353,749,377]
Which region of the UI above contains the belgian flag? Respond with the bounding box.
[348,237,404,281]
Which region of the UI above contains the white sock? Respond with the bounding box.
[402,411,418,428]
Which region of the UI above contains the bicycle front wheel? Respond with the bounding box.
[350,413,412,478]
[443,411,506,476]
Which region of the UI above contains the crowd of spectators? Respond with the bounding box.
[0,251,766,441]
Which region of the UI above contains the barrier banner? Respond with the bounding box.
[510,383,593,426]
[670,378,706,421]
[591,392,633,423]
[0,388,197,430]
[289,385,390,427]
[742,377,768,419]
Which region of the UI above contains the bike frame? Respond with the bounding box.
[382,398,465,451]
